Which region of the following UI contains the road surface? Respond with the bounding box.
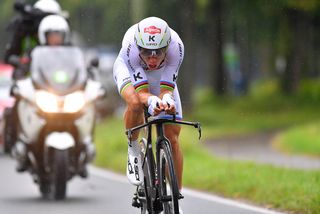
[0,153,284,214]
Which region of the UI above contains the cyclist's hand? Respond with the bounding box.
[162,93,176,115]
[148,96,163,116]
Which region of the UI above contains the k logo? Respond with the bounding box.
[133,72,143,81]
[149,35,155,42]
[173,74,178,82]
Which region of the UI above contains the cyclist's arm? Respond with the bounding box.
[160,31,184,93]
[130,66,164,113]
[159,35,184,112]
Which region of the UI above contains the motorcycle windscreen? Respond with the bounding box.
[31,46,88,96]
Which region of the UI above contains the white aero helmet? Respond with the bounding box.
[135,17,171,50]
[34,0,61,14]
[38,15,69,45]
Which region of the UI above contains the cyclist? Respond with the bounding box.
[113,16,185,204]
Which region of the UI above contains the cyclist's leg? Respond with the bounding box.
[114,67,144,184]
[113,63,144,140]
[122,85,144,140]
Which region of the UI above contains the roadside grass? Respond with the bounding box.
[94,118,127,173]
[192,81,320,139]
[94,117,320,214]
[273,122,320,157]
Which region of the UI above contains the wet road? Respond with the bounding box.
[0,153,284,214]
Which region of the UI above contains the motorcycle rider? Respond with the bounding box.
[14,14,71,172]
[3,0,64,156]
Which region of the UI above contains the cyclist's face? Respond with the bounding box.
[139,47,167,70]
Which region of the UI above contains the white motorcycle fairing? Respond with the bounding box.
[15,78,46,143]
[13,78,36,102]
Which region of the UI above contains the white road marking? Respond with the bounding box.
[181,188,285,214]
[89,166,286,214]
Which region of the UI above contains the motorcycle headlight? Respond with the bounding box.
[36,91,85,113]
[36,91,59,113]
[63,92,85,113]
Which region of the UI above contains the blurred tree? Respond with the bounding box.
[61,0,131,47]
[131,0,145,23]
[0,0,17,58]
[177,0,196,110]
[280,0,320,94]
[210,0,226,95]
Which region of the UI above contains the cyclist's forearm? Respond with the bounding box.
[159,88,173,99]
[137,89,154,106]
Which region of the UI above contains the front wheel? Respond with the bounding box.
[41,149,69,200]
[139,138,156,214]
[159,140,180,214]
[39,149,69,200]
[51,149,69,200]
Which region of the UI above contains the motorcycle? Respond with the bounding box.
[11,46,105,200]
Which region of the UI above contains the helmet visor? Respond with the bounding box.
[138,47,167,58]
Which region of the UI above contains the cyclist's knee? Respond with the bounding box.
[165,125,181,147]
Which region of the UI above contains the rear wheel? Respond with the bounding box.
[159,140,180,214]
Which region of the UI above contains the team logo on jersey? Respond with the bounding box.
[144,26,161,34]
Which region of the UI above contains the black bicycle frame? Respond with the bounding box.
[126,112,201,212]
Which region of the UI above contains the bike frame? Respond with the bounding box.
[127,112,201,213]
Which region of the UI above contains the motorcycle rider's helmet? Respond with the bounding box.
[134,17,171,50]
[38,15,69,45]
[34,0,61,14]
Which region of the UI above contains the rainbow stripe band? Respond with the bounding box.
[160,81,175,91]
[120,80,132,95]
[134,81,149,92]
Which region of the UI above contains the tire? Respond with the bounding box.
[139,138,156,214]
[159,140,180,214]
[52,149,69,200]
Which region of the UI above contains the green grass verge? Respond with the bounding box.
[192,81,320,139]
[94,117,320,214]
[273,122,320,157]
